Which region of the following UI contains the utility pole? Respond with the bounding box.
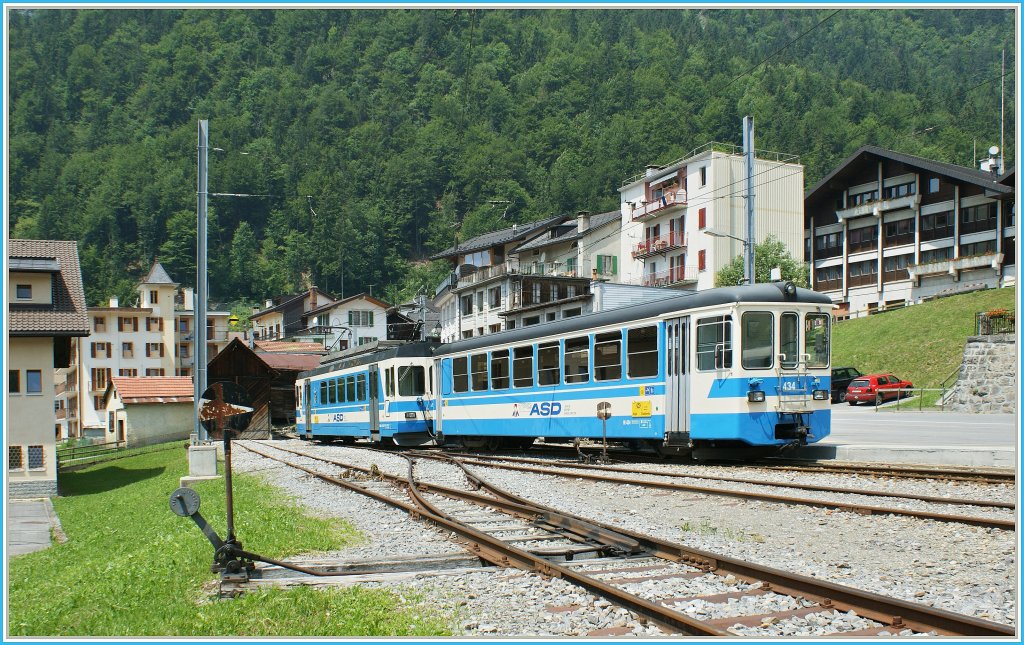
[742,116,756,285]
[195,120,209,442]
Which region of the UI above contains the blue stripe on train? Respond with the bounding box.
[690,410,830,444]
[440,415,664,440]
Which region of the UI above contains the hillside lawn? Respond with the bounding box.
[831,287,1016,396]
[8,446,452,637]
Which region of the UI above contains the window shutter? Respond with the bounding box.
[612,256,618,275]
[159,318,164,332]
[369,312,374,326]
[596,255,604,274]
[159,343,165,358]
[698,250,706,271]
[118,318,124,332]
[91,344,97,358]
[133,318,139,332]
[106,344,111,359]
[347,311,353,325]
[145,318,151,332]
[699,208,706,229]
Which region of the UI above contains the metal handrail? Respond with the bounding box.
[871,387,950,412]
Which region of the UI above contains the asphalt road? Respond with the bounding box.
[827,404,1018,448]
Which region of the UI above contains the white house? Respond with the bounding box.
[102,376,194,448]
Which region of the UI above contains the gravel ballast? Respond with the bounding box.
[232,441,1016,635]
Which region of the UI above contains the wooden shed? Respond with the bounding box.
[206,338,323,434]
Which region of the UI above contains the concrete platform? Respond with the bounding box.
[793,408,1018,468]
[7,499,63,558]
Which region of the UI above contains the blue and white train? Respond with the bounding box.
[296,282,835,459]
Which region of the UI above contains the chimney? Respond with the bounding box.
[109,296,119,308]
[265,299,273,309]
[576,210,591,234]
[309,286,317,311]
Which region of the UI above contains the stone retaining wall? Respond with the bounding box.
[946,334,1017,414]
[10,480,59,498]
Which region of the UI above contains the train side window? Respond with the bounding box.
[346,376,357,402]
[357,374,367,401]
[328,379,337,404]
[780,313,800,369]
[627,326,659,378]
[319,381,328,405]
[337,377,346,402]
[470,353,489,391]
[491,350,510,390]
[453,357,469,393]
[513,346,534,388]
[537,342,560,386]
[398,365,425,396]
[804,313,830,368]
[563,336,590,384]
[428,366,434,395]
[741,312,773,369]
[594,331,622,381]
[696,316,733,370]
[384,368,393,397]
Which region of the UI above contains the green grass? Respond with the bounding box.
[832,287,1015,398]
[8,445,453,637]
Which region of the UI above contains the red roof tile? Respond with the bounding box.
[259,353,323,371]
[254,341,326,354]
[9,240,89,336]
[110,376,194,404]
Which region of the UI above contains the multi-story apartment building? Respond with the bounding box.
[433,214,568,341]
[619,142,806,291]
[292,293,393,351]
[250,287,337,342]
[59,261,232,438]
[9,240,89,497]
[804,146,1015,316]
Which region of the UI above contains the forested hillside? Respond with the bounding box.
[8,9,1014,306]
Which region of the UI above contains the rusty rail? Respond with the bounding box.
[240,442,1014,637]
[433,451,1014,510]
[401,451,1014,530]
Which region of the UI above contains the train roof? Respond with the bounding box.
[434,283,833,357]
[299,341,439,379]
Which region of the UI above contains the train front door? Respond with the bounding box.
[301,379,312,439]
[368,365,381,442]
[664,317,689,445]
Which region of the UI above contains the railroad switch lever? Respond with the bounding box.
[169,487,254,579]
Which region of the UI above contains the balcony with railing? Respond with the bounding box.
[55,382,67,396]
[837,193,920,222]
[636,265,700,287]
[632,232,688,260]
[456,261,519,289]
[630,191,687,222]
[908,252,1003,280]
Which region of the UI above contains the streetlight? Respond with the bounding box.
[704,228,753,285]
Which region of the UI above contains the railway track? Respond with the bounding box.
[394,449,1015,530]
[523,443,1016,484]
[236,440,1014,637]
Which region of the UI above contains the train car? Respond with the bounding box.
[432,282,834,459]
[296,342,438,446]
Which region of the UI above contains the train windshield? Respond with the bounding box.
[804,313,830,368]
[741,312,773,369]
[397,365,426,396]
[779,313,800,369]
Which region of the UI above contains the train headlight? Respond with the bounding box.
[405,412,418,419]
[812,390,829,401]
[747,390,766,403]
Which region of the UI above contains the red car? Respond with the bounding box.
[846,373,914,406]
